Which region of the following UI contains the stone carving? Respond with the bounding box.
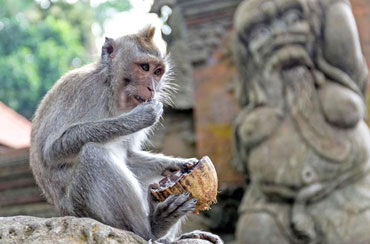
[0,216,212,244]
[232,0,369,243]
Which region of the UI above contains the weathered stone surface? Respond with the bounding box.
[152,0,244,188]
[168,40,195,110]
[351,0,370,69]
[0,216,147,244]
[193,32,242,185]
[0,216,213,244]
[233,0,370,243]
[148,111,196,158]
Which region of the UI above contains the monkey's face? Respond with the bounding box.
[103,27,170,112]
[118,55,166,110]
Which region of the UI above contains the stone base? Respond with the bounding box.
[0,216,212,244]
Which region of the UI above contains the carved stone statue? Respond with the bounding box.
[232,0,369,243]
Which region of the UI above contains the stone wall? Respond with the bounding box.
[352,0,370,69]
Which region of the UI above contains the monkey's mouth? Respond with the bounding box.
[133,95,149,104]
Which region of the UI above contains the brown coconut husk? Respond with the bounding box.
[151,156,218,214]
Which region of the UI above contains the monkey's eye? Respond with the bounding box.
[154,68,162,76]
[140,63,150,71]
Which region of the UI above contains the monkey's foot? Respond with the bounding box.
[179,230,223,244]
[149,239,169,244]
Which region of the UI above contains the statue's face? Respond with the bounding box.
[235,0,314,73]
[235,0,368,95]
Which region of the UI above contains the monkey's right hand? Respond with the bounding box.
[149,184,196,238]
[125,100,163,130]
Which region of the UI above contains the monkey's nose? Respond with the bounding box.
[147,86,155,98]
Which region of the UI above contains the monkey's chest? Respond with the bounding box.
[104,140,127,161]
[104,140,149,214]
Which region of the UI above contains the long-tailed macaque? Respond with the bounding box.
[30,26,222,244]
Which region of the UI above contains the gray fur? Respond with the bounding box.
[29,30,201,242]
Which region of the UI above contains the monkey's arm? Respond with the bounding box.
[44,101,162,163]
[127,150,197,178]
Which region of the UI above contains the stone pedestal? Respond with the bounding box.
[0,216,213,244]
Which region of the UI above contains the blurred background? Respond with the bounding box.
[0,0,369,243]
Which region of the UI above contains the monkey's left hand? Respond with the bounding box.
[162,158,198,177]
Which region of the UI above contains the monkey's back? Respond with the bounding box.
[30,62,111,211]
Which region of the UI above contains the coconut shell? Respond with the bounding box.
[150,156,218,214]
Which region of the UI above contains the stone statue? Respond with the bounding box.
[232,0,369,243]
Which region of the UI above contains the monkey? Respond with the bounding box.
[30,26,222,244]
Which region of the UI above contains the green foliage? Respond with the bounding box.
[0,0,131,119]
[0,10,85,118]
[43,0,94,46]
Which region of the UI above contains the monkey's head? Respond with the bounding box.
[101,26,171,112]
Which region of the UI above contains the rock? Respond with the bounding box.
[0,216,213,244]
[0,216,147,244]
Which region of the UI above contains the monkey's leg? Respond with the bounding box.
[67,143,154,239]
[44,101,162,162]
[67,143,194,241]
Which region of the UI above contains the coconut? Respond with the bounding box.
[150,156,218,214]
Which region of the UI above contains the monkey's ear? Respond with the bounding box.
[101,37,115,64]
[138,25,156,41]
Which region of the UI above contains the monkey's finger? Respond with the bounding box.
[161,166,180,177]
[173,198,197,217]
[160,193,193,217]
[155,194,179,209]
[152,197,196,227]
[188,158,199,164]
[161,170,172,177]
[181,158,198,170]
[148,183,164,211]
[149,183,160,190]
[161,170,171,177]
[151,194,178,219]
[167,196,196,218]
[184,162,195,169]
